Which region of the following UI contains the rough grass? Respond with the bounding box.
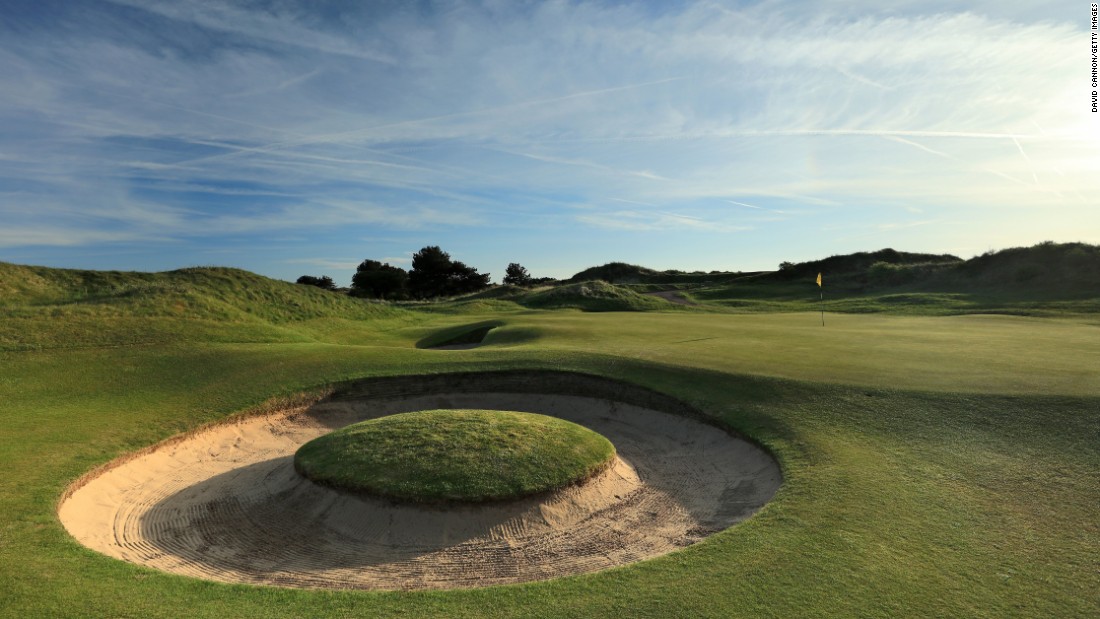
[0,263,1097,618]
[686,279,1100,316]
[0,262,417,351]
[519,280,672,311]
[294,409,616,503]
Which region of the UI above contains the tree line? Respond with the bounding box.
[296,245,537,300]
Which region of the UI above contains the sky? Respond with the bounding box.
[0,0,1097,284]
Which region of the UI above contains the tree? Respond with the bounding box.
[407,245,491,298]
[503,262,532,286]
[408,246,452,298]
[447,260,492,294]
[296,275,336,290]
[350,260,408,299]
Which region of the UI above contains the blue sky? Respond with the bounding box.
[0,0,1096,284]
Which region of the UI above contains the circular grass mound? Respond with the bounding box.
[294,409,616,503]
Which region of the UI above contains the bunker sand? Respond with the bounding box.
[60,375,780,590]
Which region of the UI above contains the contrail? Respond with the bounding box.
[167,76,691,168]
[833,66,893,91]
[657,211,704,221]
[1012,137,1041,186]
[729,129,1041,140]
[879,132,1051,194]
[724,199,786,214]
[101,0,397,64]
[483,146,671,181]
[95,87,510,182]
[540,128,1042,143]
[881,135,957,160]
[608,197,658,207]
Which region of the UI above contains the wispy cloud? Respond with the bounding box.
[725,200,787,214]
[101,0,397,64]
[0,226,156,248]
[577,209,749,233]
[492,148,670,182]
[607,197,658,207]
[1012,137,1042,187]
[881,135,957,160]
[0,1,1094,279]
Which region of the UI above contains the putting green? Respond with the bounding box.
[294,409,616,503]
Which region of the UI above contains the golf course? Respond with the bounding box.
[1,243,1097,618]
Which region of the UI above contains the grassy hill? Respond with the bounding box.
[568,240,1095,285]
[0,263,415,350]
[566,261,746,285]
[662,242,1100,315]
[767,248,962,282]
[519,280,674,312]
[4,240,1098,352]
[566,262,659,284]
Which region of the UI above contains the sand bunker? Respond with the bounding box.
[59,372,781,590]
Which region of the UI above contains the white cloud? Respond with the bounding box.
[0,1,1095,261]
[576,209,749,233]
[0,226,155,248]
[101,0,397,64]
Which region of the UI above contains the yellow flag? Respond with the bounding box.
[816,273,822,287]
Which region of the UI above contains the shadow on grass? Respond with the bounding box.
[415,320,503,349]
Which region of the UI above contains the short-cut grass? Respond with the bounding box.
[294,409,616,503]
[1,260,1097,618]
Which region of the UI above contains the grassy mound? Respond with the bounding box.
[0,262,399,322]
[415,321,500,348]
[567,262,658,284]
[521,280,671,311]
[566,262,734,285]
[0,262,414,350]
[294,409,616,503]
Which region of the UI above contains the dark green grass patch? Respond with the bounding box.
[415,321,501,348]
[295,409,616,503]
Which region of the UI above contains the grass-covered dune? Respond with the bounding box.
[1,260,1098,618]
[295,409,616,503]
[536,242,1100,316]
[519,279,674,312]
[763,241,1100,297]
[673,242,1100,315]
[0,262,419,350]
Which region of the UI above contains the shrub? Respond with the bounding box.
[503,263,532,286]
[295,275,336,290]
[350,260,408,299]
[408,246,491,299]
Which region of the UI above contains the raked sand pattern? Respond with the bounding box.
[59,374,781,590]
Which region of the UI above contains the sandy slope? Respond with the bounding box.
[59,376,780,590]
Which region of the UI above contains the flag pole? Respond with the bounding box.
[816,272,824,326]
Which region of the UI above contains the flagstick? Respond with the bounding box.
[815,273,824,326]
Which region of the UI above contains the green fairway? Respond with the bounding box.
[469,311,1100,396]
[1,265,1097,618]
